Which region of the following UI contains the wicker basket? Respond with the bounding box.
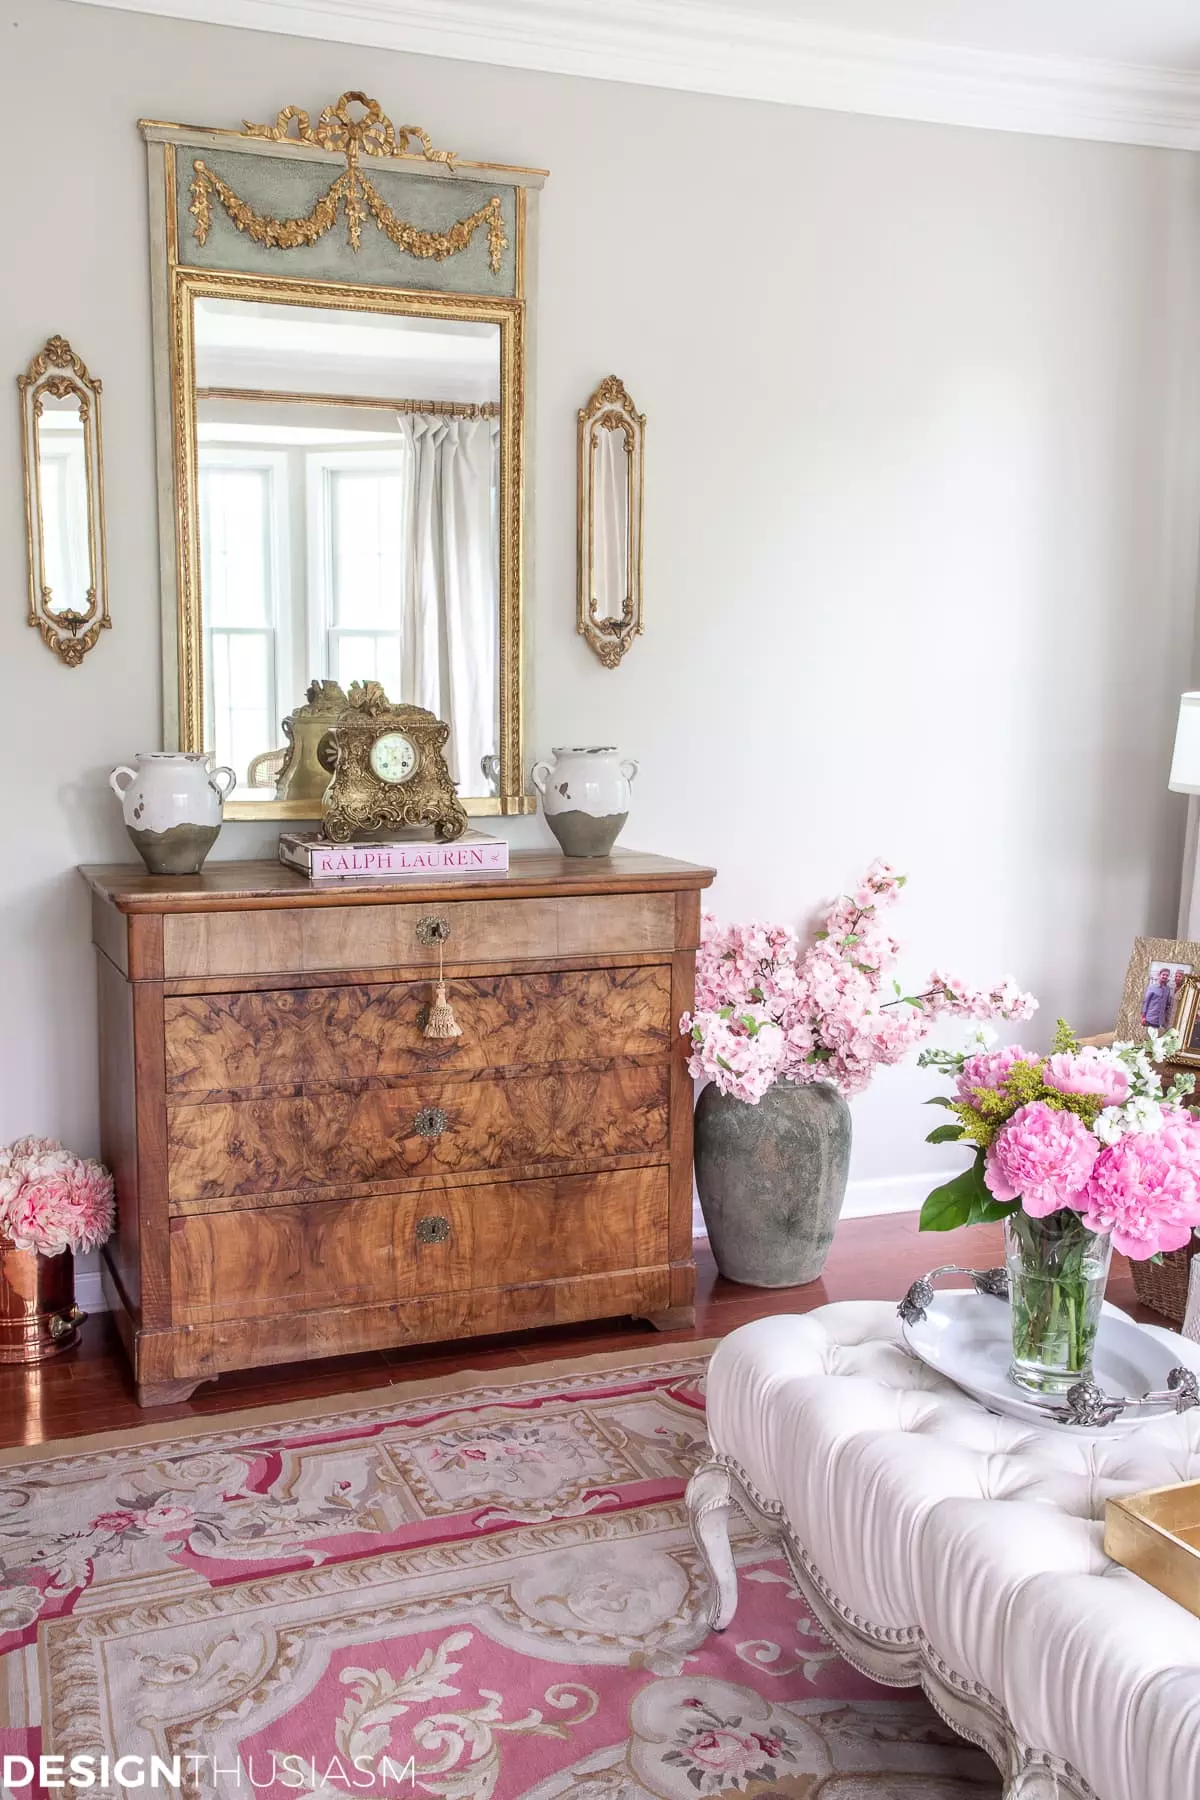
[1130,1241,1200,1324]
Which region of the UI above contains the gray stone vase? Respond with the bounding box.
[694,1080,853,1286]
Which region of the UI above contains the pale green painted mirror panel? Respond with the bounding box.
[176,149,520,298]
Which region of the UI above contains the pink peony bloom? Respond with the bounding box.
[1043,1050,1129,1106]
[955,1045,1034,1103]
[0,1140,115,1257]
[1081,1109,1200,1258]
[985,1102,1099,1216]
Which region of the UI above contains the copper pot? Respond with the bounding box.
[0,1232,85,1364]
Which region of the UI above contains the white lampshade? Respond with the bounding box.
[1170,693,1200,794]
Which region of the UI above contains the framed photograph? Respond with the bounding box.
[1115,936,1200,1041]
[1171,976,1200,1067]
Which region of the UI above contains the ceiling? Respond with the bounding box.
[735,1,1200,73]
[67,0,1200,149]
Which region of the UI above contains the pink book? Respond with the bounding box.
[279,830,509,881]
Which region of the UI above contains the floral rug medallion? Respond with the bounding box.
[0,1350,998,1798]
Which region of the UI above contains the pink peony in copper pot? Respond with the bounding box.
[0,1138,114,1365]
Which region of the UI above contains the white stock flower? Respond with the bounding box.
[1123,1096,1165,1135]
[1094,1107,1126,1146]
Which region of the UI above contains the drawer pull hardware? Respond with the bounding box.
[416,1215,451,1246]
[413,1105,448,1138]
[416,915,450,945]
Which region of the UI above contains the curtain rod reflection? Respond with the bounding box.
[196,385,499,419]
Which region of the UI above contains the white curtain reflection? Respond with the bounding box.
[395,413,499,785]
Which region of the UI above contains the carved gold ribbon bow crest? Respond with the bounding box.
[188,91,508,274]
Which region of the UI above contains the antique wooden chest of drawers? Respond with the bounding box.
[81,851,714,1404]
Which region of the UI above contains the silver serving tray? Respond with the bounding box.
[898,1267,1200,1432]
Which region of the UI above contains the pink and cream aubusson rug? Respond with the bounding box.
[0,1347,997,1798]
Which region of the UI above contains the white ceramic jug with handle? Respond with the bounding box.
[109,752,236,875]
[530,745,637,858]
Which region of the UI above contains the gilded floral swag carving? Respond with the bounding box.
[187,91,507,273]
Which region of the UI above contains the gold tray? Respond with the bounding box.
[1105,1481,1200,1617]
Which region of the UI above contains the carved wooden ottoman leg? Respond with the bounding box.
[686,1460,739,1631]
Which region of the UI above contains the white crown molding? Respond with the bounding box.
[67,0,1200,151]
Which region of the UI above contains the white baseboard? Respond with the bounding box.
[76,1264,107,1314]
[692,1169,946,1236]
[838,1172,942,1220]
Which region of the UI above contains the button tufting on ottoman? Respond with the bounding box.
[686,1300,1200,1800]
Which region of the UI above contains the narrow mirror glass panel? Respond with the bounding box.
[37,392,92,617]
[193,297,501,800]
[591,424,630,621]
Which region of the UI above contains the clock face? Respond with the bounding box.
[369,732,418,785]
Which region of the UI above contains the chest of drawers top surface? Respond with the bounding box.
[83,852,714,981]
[81,850,715,914]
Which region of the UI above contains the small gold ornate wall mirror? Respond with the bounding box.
[577,376,645,668]
[18,337,110,666]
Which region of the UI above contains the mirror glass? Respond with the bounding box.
[193,296,501,799]
[36,391,92,617]
[591,424,630,622]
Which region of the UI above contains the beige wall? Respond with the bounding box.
[3,0,1200,1226]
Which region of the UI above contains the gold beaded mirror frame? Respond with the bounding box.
[142,93,546,819]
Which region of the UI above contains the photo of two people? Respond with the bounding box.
[1140,961,1193,1030]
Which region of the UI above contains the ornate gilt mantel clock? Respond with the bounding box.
[321,683,469,842]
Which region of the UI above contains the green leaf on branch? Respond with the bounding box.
[925,1095,956,1109]
[926,1122,966,1144]
[919,1161,987,1232]
[918,1152,1020,1232]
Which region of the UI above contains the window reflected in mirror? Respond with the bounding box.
[193,297,501,799]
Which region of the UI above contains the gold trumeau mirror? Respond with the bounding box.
[577,376,644,669]
[142,92,545,818]
[19,337,110,667]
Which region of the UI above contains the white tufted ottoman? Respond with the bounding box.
[686,1301,1200,1800]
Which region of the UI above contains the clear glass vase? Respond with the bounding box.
[1003,1210,1112,1395]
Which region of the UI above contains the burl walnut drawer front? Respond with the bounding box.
[169,1168,670,1323]
[167,1062,670,1204]
[162,893,677,979]
[164,967,672,1097]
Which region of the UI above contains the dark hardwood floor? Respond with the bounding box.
[0,1214,1154,1449]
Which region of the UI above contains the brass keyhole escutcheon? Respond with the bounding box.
[413,1105,448,1138]
[416,1215,451,1246]
[416,915,450,946]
